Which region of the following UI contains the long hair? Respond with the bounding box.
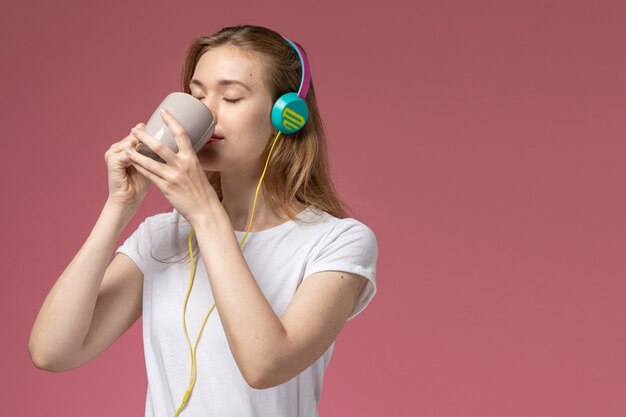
[181,24,351,220]
[153,25,352,264]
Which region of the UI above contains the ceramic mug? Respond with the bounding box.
[137,92,215,162]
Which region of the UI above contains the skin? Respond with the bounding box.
[125,45,368,388]
[189,45,292,231]
[29,44,368,390]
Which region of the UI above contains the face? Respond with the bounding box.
[188,45,275,173]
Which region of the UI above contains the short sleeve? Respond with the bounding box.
[115,219,150,274]
[303,219,378,321]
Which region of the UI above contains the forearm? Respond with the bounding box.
[192,207,288,385]
[28,199,137,367]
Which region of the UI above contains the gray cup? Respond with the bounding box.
[137,92,215,162]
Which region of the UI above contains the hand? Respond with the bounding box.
[125,109,220,225]
[104,123,150,210]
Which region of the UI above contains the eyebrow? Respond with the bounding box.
[189,78,251,92]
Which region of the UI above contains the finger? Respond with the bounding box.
[128,158,167,190]
[160,109,195,155]
[131,126,177,164]
[129,123,145,146]
[109,137,138,153]
[108,123,145,152]
[128,123,145,147]
[125,146,171,182]
[106,144,134,167]
[106,144,134,168]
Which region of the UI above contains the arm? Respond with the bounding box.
[124,113,371,388]
[192,207,367,389]
[28,200,139,371]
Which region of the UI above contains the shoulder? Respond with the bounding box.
[134,209,192,252]
[298,208,379,321]
[301,207,378,248]
[140,209,189,232]
[299,207,378,275]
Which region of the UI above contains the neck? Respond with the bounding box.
[218,168,286,232]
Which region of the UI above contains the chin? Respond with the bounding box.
[197,152,220,171]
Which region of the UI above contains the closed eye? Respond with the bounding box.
[191,96,241,103]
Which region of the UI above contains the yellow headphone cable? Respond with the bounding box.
[173,130,282,416]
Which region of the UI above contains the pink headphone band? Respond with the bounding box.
[282,37,311,99]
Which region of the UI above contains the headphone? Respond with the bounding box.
[174,36,312,417]
[270,37,311,134]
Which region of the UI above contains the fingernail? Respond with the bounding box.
[131,127,140,136]
[160,108,168,117]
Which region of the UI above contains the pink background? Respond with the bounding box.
[2,0,625,415]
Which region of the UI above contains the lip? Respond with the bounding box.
[205,136,223,145]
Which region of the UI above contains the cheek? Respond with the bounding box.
[220,98,274,146]
[244,104,274,140]
[251,104,272,129]
[248,113,264,130]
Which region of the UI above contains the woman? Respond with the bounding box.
[29,25,378,417]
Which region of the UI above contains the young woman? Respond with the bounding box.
[29,25,378,417]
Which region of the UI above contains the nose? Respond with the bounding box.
[199,97,218,125]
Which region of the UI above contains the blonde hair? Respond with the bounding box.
[151,25,355,263]
[180,24,351,220]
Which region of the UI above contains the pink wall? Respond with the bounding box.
[3,0,626,415]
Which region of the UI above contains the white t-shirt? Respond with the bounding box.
[116,205,378,417]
